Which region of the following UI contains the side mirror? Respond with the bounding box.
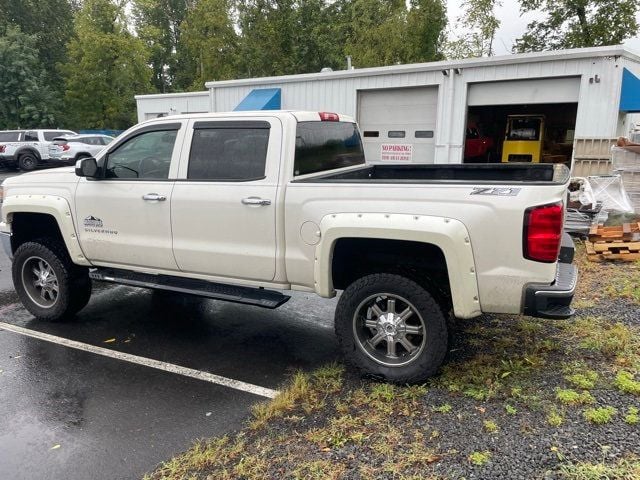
[75,157,98,178]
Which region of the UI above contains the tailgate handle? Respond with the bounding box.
[241,197,271,206]
[142,193,166,201]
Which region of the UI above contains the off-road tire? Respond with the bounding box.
[12,238,92,321]
[335,273,448,384]
[18,153,38,171]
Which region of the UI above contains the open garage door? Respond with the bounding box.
[358,87,438,163]
[465,77,580,166]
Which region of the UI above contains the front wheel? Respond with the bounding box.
[335,273,448,384]
[12,239,92,321]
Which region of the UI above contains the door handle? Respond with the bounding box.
[142,193,166,201]
[241,196,271,206]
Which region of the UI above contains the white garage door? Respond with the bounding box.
[358,87,438,163]
[467,77,581,106]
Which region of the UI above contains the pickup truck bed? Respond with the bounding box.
[296,163,564,184]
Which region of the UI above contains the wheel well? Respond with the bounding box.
[17,148,41,160]
[331,238,452,307]
[10,213,64,252]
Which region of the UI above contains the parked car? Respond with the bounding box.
[0,111,577,383]
[0,129,76,170]
[464,127,495,162]
[49,134,114,164]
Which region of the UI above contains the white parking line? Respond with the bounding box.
[0,321,279,399]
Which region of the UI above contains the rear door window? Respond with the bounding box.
[24,131,38,141]
[294,122,365,176]
[0,132,22,141]
[187,122,270,181]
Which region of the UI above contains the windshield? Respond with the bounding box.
[294,121,365,176]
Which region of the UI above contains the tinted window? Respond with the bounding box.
[188,128,269,181]
[25,131,38,141]
[44,131,73,141]
[105,130,177,179]
[294,122,365,176]
[0,132,22,141]
[100,136,115,145]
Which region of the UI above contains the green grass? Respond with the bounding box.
[432,403,452,414]
[548,409,564,427]
[614,371,640,396]
[483,420,499,433]
[559,456,640,480]
[583,406,617,425]
[624,406,639,425]
[556,389,595,406]
[469,451,491,466]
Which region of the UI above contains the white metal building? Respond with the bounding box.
[135,45,640,173]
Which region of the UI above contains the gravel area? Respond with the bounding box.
[147,248,640,480]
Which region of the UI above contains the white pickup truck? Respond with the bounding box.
[0,111,577,383]
[0,129,77,170]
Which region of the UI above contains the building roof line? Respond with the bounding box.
[203,45,639,89]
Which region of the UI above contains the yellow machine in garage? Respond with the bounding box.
[501,114,545,163]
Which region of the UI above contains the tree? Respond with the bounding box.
[444,0,501,59]
[132,0,193,92]
[234,0,345,77]
[63,0,152,129]
[338,0,412,68]
[0,0,77,93]
[0,27,58,129]
[405,0,447,62]
[180,0,239,87]
[514,0,638,52]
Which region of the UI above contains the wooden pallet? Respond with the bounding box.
[588,222,640,243]
[586,239,640,262]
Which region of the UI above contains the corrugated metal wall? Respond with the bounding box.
[135,49,636,165]
[135,92,210,122]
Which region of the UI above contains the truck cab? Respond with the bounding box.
[0,111,576,383]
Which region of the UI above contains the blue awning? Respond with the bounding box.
[620,68,640,112]
[234,88,281,111]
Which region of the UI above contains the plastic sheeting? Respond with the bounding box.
[587,175,635,213]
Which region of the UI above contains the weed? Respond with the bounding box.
[483,420,499,433]
[565,371,599,390]
[548,409,564,427]
[292,460,346,480]
[432,403,452,414]
[624,406,639,425]
[469,451,491,466]
[565,317,637,360]
[614,371,640,396]
[583,406,617,424]
[556,389,595,406]
[251,372,317,429]
[504,404,517,415]
[559,456,640,479]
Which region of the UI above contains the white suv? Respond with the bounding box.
[0,129,76,170]
[49,134,114,164]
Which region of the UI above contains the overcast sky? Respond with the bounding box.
[446,0,640,55]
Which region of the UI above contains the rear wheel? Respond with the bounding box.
[12,239,92,321]
[18,153,38,171]
[335,273,448,383]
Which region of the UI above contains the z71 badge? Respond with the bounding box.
[470,187,521,196]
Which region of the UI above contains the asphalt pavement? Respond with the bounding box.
[0,168,340,480]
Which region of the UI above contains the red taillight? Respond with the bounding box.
[62,145,70,151]
[0,145,5,153]
[319,112,339,121]
[523,203,564,263]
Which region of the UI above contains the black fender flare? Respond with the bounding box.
[15,147,42,161]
